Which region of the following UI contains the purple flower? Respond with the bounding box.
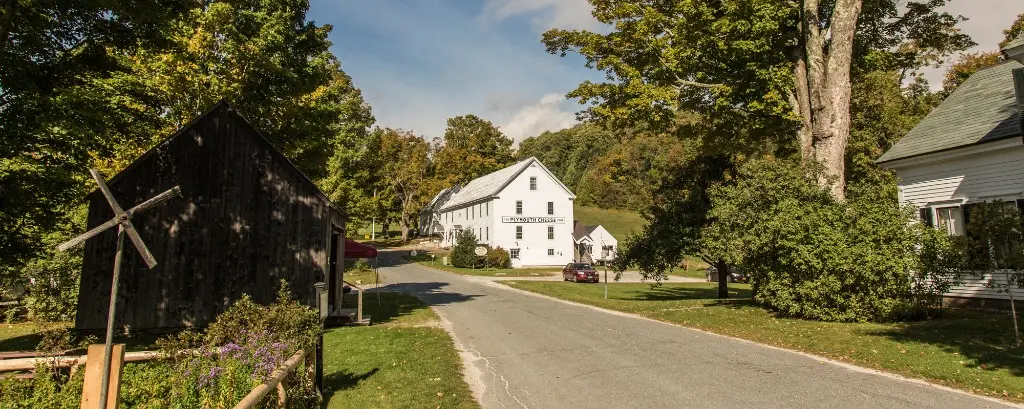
[198,366,224,389]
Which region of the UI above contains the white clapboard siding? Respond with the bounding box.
[945,271,1024,300]
[895,145,1024,206]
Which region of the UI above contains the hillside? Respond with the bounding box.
[573,205,647,240]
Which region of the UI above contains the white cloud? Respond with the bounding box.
[480,0,603,32]
[500,93,578,145]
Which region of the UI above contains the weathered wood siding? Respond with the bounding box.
[77,103,337,331]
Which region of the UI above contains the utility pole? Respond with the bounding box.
[602,232,608,300]
[371,188,377,241]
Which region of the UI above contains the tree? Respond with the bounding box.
[451,230,480,268]
[543,0,972,200]
[1002,13,1024,49]
[963,201,1024,346]
[378,128,431,241]
[517,123,617,192]
[432,115,514,185]
[575,133,686,211]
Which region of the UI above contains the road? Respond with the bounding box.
[373,250,1015,409]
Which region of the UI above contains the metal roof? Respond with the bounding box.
[877,60,1023,164]
[434,157,575,212]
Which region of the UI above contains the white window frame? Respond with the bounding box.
[547,225,554,240]
[530,177,537,190]
[547,248,555,256]
[547,201,554,215]
[516,201,523,215]
[510,248,520,259]
[516,225,523,240]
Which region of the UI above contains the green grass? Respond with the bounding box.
[0,323,43,351]
[502,281,1024,403]
[573,204,646,239]
[322,292,479,408]
[404,251,557,277]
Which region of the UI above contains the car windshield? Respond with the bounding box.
[573,264,594,270]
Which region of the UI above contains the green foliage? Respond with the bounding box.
[516,123,617,192]
[486,247,511,269]
[431,115,514,186]
[377,128,431,240]
[201,281,321,351]
[704,158,924,322]
[1001,13,1024,49]
[576,133,687,211]
[940,52,1003,98]
[450,231,480,268]
[0,364,85,409]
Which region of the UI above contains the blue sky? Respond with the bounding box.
[308,0,1022,143]
[307,0,605,143]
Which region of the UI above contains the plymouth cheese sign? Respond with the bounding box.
[501,216,566,224]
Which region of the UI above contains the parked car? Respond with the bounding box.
[563,263,600,283]
[706,265,749,283]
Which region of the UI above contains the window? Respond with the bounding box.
[466,208,469,219]
[478,228,482,240]
[547,202,554,215]
[516,201,523,215]
[516,226,523,240]
[530,177,537,190]
[510,249,520,259]
[547,226,554,240]
[486,226,489,241]
[547,249,555,256]
[935,206,964,236]
[472,206,475,219]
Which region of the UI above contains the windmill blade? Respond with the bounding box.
[56,217,122,252]
[131,186,182,214]
[120,219,158,268]
[89,169,125,214]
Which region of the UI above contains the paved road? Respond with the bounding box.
[373,250,1015,409]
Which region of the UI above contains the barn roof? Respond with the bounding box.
[435,157,575,212]
[876,60,1023,164]
[89,100,344,215]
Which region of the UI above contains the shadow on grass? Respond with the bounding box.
[321,367,380,406]
[0,333,41,352]
[619,284,754,302]
[867,309,1024,377]
[340,292,433,326]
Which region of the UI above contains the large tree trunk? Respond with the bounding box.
[714,260,730,299]
[792,0,863,201]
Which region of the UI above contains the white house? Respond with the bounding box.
[419,157,576,267]
[571,221,618,264]
[878,35,1024,306]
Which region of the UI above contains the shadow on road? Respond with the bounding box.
[374,282,479,308]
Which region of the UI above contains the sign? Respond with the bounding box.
[474,246,488,256]
[501,216,566,224]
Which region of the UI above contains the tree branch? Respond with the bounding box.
[676,80,726,89]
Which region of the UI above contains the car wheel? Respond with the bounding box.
[571,275,577,283]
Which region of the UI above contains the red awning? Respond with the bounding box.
[344,238,378,259]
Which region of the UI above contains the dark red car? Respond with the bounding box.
[563,263,599,283]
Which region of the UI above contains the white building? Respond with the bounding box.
[571,222,618,264]
[419,157,576,267]
[877,35,1024,306]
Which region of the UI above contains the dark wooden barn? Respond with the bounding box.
[76,101,347,332]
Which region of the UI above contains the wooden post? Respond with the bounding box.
[357,289,363,323]
[81,344,125,409]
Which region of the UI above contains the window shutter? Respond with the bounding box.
[919,208,934,228]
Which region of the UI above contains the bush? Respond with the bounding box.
[450,230,479,268]
[486,247,511,269]
[704,157,924,322]
[0,282,322,409]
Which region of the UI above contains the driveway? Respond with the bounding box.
[371,250,1015,409]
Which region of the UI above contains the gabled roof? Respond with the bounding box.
[89,100,344,215]
[877,60,1023,164]
[421,186,459,213]
[436,157,575,212]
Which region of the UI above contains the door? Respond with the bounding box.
[328,232,339,309]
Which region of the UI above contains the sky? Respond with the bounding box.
[307,0,1023,144]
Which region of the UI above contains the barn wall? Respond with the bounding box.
[77,104,334,331]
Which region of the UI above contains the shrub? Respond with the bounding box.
[450,230,479,268]
[486,247,511,269]
[704,158,924,322]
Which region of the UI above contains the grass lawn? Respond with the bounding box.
[322,292,479,408]
[403,251,559,277]
[573,205,646,239]
[502,281,1024,403]
[0,323,44,351]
